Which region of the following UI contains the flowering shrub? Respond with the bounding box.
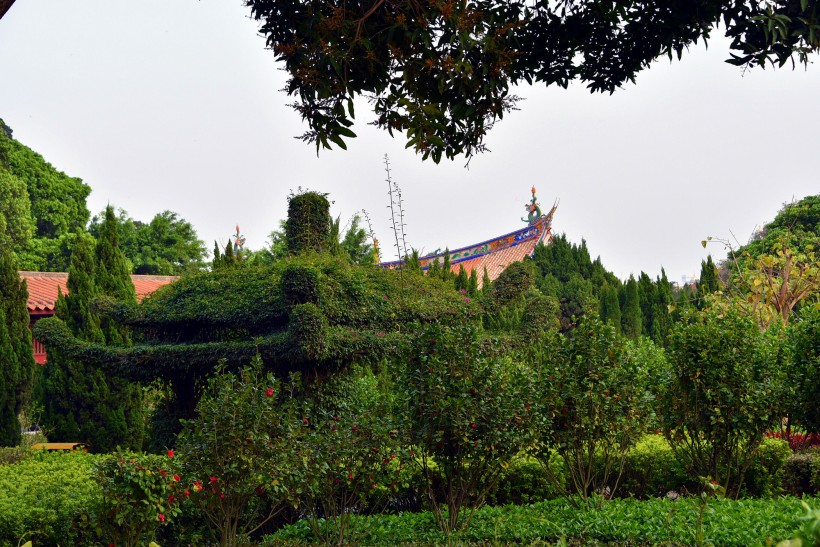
[291,393,406,545]
[177,356,302,547]
[94,450,184,546]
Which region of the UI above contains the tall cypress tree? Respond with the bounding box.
[621,276,642,339]
[455,264,468,292]
[468,268,479,296]
[41,228,143,451]
[441,249,452,282]
[0,217,35,446]
[638,272,657,337]
[94,207,142,449]
[698,255,721,302]
[654,269,673,345]
[598,282,622,333]
[481,266,491,294]
[96,206,136,344]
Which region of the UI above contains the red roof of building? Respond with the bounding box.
[19,271,178,315]
[380,206,556,287]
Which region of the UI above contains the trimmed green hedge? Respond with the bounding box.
[266,495,819,546]
[0,451,102,546]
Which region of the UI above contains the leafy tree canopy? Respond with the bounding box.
[0,118,90,270]
[245,0,820,162]
[88,208,207,275]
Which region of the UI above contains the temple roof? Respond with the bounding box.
[380,206,555,286]
[19,271,178,315]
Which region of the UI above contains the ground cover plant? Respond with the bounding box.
[266,495,820,546]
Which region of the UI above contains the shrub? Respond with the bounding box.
[177,357,301,547]
[612,434,692,499]
[289,367,406,545]
[786,306,820,435]
[0,451,102,546]
[94,450,184,546]
[400,322,543,534]
[485,455,566,506]
[742,436,792,497]
[532,319,663,506]
[659,307,784,497]
[783,449,820,496]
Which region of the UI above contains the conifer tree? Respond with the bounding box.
[441,249,452,282]
[468,268,479,297]
[698,255,721,298]
[455,264,468,292]
[653,269,673,345]
[598,283,622,333]
[481,266,491,294]
[621,276,642,339]
[96,206,136,345]
[427,257,440,279]
[41,230,143,451]
[0,218,35,446]
[638,272,657,337]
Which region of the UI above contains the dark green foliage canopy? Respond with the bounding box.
[40,229,143,452]
[88,209,207,275]
[0,221,35,446]
[245,0,819,162]
[0,119,90,270]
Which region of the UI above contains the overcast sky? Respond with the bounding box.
[1,1,818,284]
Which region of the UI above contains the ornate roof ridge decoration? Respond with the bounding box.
[380,188,557,281]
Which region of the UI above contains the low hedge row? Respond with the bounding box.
[266,495,819,546]
[0,451,102,546]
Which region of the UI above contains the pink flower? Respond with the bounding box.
[463,297,471,303]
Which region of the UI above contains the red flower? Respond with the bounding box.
[173,474,181,482]
[157,513,166,523]
[219,493,226,499]
[168,495,176,504]
[159,470,167,477]
[210,476,218,483]
[303,417,309,424]
[348,473,353,480]
[184,489,191,497]
[193,481,203,492]
[265,387,274,397]
[167,449,175,458]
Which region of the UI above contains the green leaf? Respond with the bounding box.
[328,134,348,150]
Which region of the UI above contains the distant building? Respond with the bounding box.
[19,271,177,364]
[381,189,556,286]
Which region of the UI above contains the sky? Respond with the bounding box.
[1,1,818,284]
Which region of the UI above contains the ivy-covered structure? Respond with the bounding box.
[34,190,555,439]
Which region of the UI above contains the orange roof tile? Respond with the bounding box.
[19,271,178,314]
[380,209,555,288]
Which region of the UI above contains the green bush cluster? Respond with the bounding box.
[0,451,102,546]
[783,449,820,496]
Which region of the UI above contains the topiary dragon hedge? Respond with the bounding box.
[36,192,542,427]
